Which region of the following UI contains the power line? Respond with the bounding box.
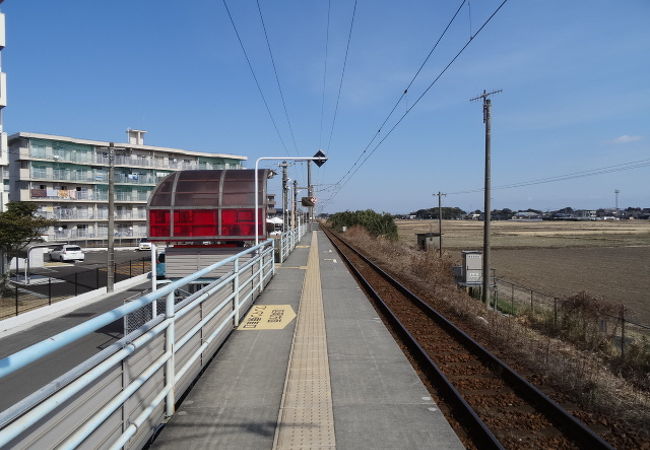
[446,158,650,195]
[332,0,469,187]
[332,0,509,197]
[326,0,359,152]
[319,0,332,150]
[222,0,289,155]
[256,0,299,153]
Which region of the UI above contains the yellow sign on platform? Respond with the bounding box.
[238,305,296,330]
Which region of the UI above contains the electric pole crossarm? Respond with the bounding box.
[469,89,502,102]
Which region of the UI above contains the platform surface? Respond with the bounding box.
[152,231,462,449]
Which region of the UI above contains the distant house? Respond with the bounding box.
[575,209,597,220]
[512,211,542,221]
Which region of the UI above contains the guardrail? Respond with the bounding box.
[0,239,276,449]
[277,221,308,263]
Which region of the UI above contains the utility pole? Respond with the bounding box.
[470,89,501,307]
[107,142,115,293]
[280,161,289,232]
[292,179,298,229]
[307,161,313,226]
[434,192,446,258]
[615,189,620,210]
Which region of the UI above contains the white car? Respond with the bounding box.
[50,245,85,262]
[138,238,152,251]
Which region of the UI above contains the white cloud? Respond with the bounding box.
[610,135,643,144]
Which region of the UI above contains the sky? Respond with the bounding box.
[2,0,649,213]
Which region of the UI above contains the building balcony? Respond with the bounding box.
[29,169,96,184]
[113,174,157,185]
[30,188,107,201]
[115,192,149,202]
[46,229,148,241]
[39,211,97,221]
[23,147,179,170]
[115,213,147,220]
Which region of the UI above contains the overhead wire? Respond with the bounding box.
[256,0,300,154]
[318,0,332,150]
[332,0,468,187]
[446,158,650,195]
[222,0,290,155]
[330,0,509,199]
[325,0,359,152]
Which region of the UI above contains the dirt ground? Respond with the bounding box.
[397,220,650,323]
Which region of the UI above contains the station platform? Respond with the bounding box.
[152,231,462,449]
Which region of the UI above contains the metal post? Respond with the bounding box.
[142,256,145,273]
[292,180,297,230]
[259,248,264,294]
[96,267,99,289]
[107,142,115,293]
[281,161,288,232]
[435,192,445,257]
[15,285,18,316]
[620,305,625,359]
[307,161,313,225]
[129,260,132,278]
[165,291,175,417]
[151,244,157,295]
[272,238,276,276]
[553,298,558,327]
[48,278,52,305]
[530,289,533,314]
[74,272,78,296]
[471,89,501,307]
[234,258,240,326]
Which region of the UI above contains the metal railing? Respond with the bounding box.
[30,189,101,201]
[277,219,307,263]
[0,239,276,449]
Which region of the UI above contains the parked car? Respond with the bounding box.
[50,245,85,262]
[138,238,152,251]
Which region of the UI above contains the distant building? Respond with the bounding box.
[575,209,597,220]
[8,130,247,245]
[512,211,542,221]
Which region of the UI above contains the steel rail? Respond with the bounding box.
[323,227,613,450]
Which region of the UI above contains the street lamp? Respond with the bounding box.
[254,152,327,246]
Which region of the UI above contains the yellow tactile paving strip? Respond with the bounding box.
[273,232,336,449]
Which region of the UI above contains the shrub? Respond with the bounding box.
[327,209,398,240]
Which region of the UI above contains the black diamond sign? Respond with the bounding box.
[313,150,328,167]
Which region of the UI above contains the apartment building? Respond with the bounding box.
[8,130,247,245]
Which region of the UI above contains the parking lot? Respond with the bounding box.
[35,249,153,280]
[4,249,154,314]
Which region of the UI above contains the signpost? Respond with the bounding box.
[254,151,327,245]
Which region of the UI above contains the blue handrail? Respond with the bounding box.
[0,240,273,379]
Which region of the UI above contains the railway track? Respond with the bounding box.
[323,227,613,450]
